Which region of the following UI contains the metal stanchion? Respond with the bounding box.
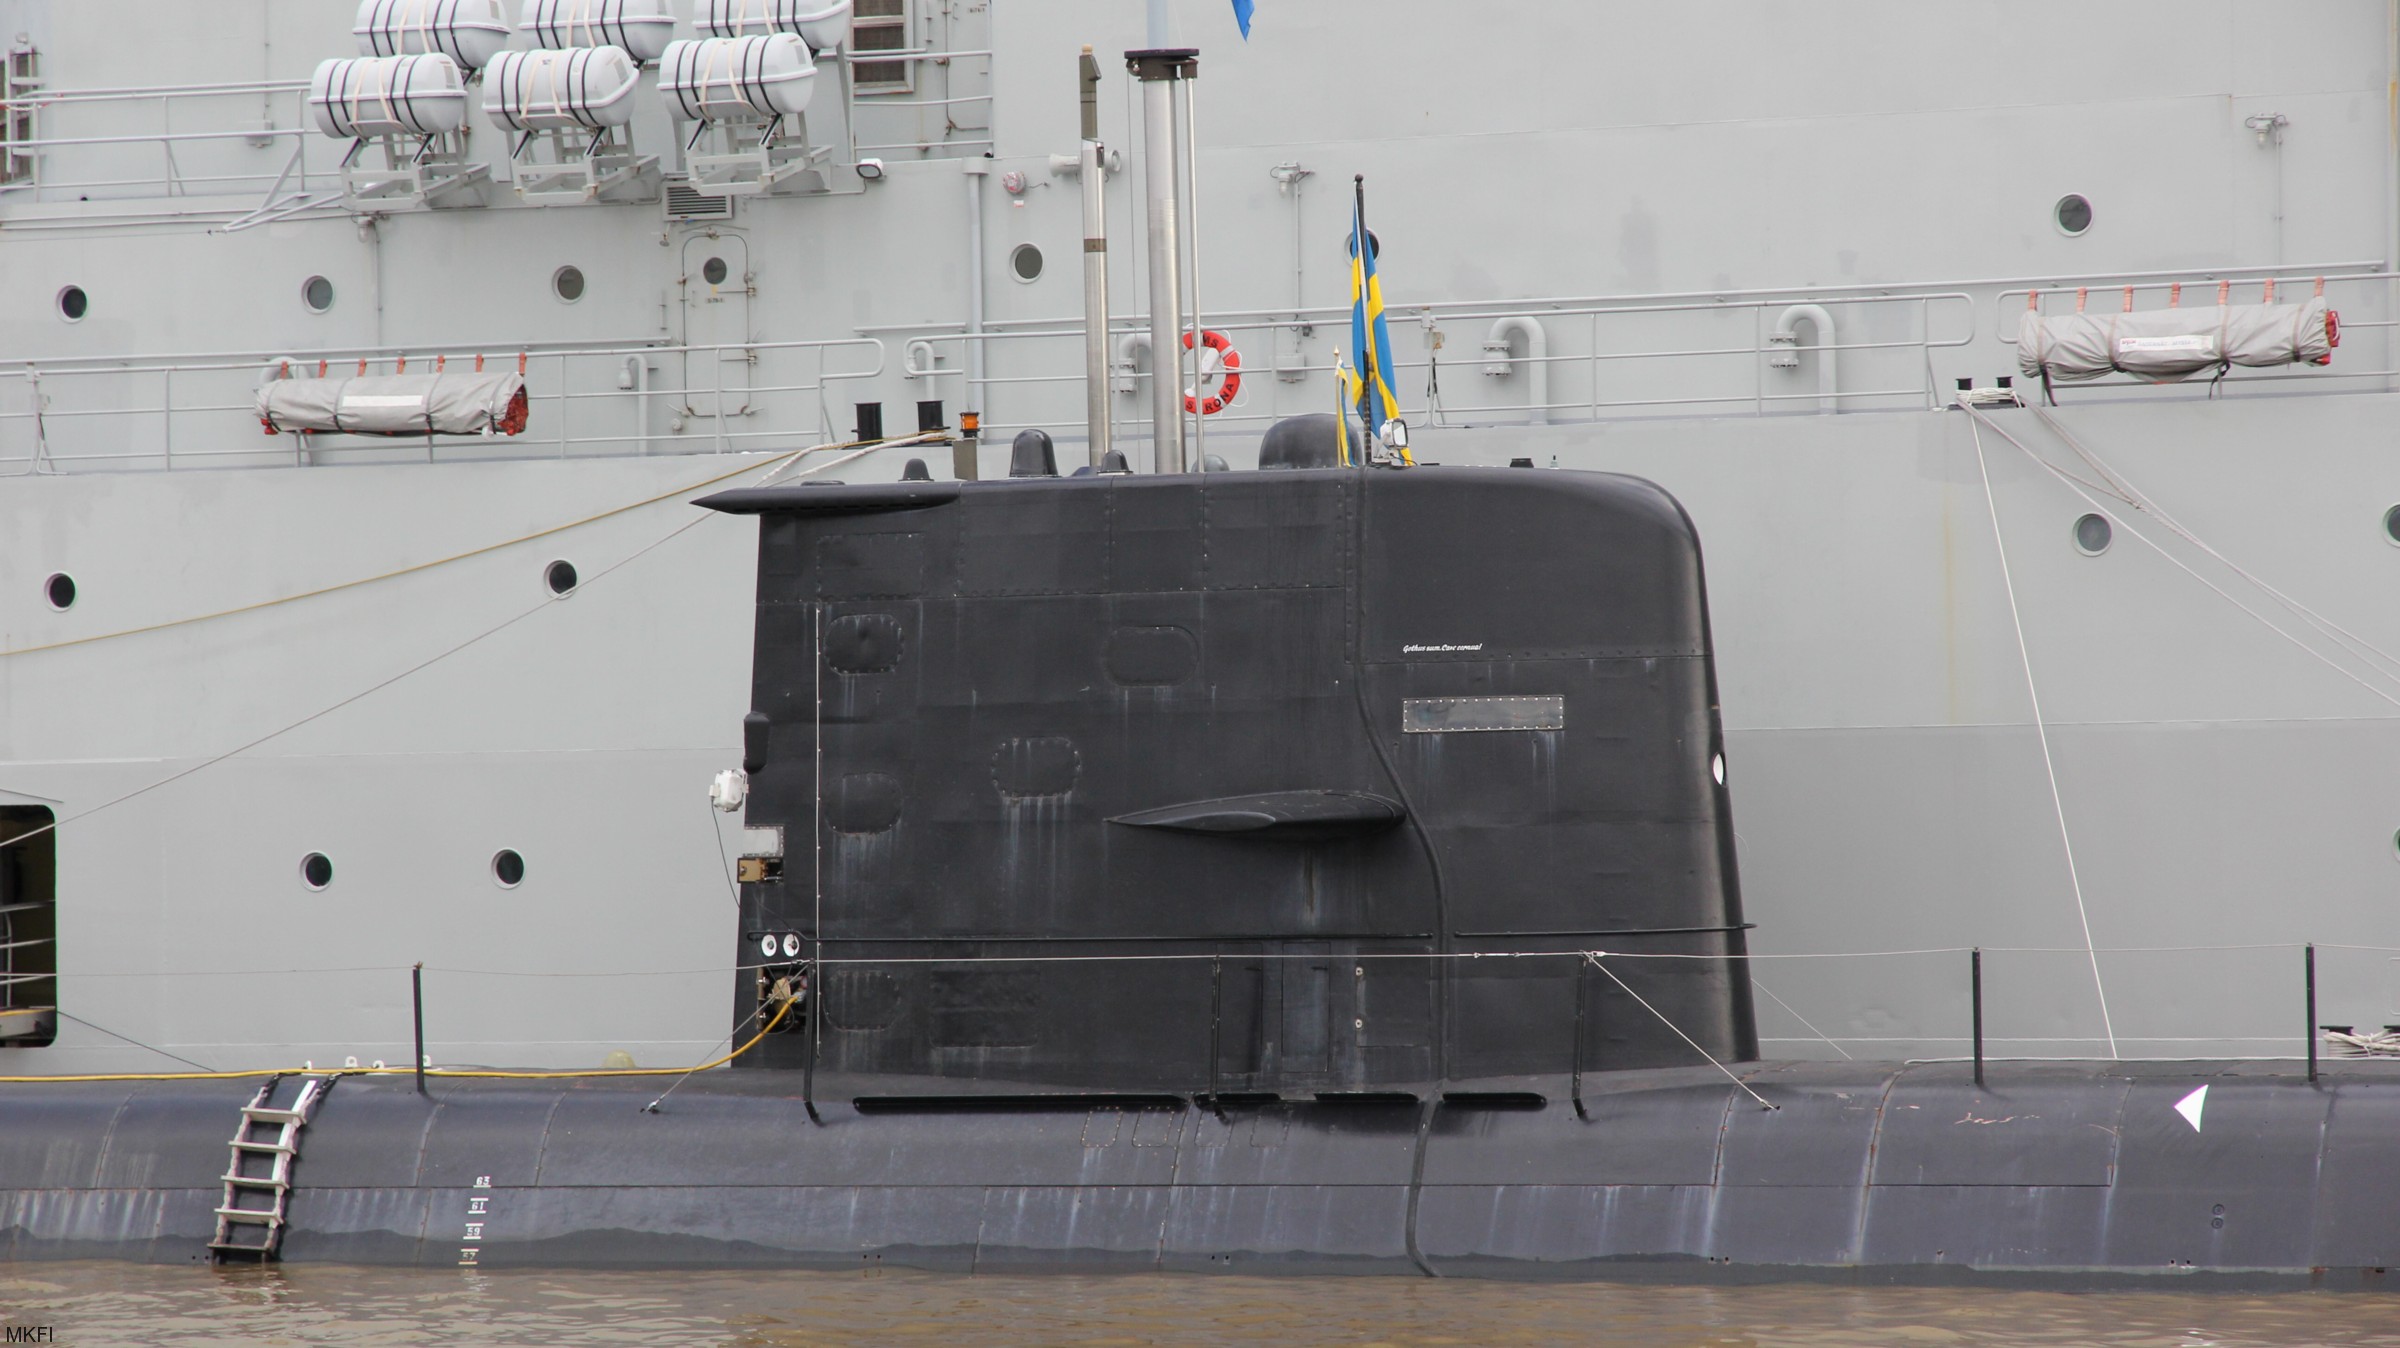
[1971,947,1984,1089]
[411,962,427,1096]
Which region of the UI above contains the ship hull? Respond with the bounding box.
[8,394,2399,1071]
[5,1062,2397,1284]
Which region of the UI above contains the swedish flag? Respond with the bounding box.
[1347,176,1401,454]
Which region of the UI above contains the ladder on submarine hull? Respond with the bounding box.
[208,1076,330,1261]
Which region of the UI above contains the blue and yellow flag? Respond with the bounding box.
[1347,179,1401,453]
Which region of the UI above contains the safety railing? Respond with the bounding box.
[848,48,995,159]
[0,335,885,471]
[875,262,2397,444]
[885,289,1980,443]
[12,937,2397,1081]
[5,265,2396,474]
[0,40,993,216]
[0,78,337,206]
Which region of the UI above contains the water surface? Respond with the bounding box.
[5,1264,2400,1346]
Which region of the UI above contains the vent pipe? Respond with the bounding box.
[1769,304,1839,414]
[1079,46,1111,468]
[1482,316,1549,425]
[963,155,991,466]
[1128,48,1197,473]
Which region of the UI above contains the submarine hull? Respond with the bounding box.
[7,1062,2399,1285]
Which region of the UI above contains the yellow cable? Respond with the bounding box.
[0,438,886,661]
[0,997,793,1084]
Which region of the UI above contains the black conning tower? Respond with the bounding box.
[701,465,1755,1097]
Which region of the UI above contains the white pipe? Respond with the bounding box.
[903,338,941,379]
[1082,136,1111,465]
[1113,331,1151,396]
[1137,67,1186,472]
[1771,303,1839,414]
[964,158,989,425]
[1483,315,1548,425]
[1180,74,1206,471]
[620,354,649,455]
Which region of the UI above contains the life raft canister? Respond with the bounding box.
[1182,329,1242,415]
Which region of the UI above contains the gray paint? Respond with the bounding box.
[6,1065,2400,1283]
[0,3,2397,1074]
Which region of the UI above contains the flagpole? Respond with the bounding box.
[1352,174,1375,459]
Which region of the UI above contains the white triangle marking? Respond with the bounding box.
[2173,1084,2208,1133]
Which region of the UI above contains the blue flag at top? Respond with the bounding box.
[1231,0,1254,38]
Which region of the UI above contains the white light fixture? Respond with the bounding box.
[855,157,886,181]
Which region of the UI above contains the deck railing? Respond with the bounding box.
[1,264,2393,472]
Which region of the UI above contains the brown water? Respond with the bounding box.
[3,1264,2400,1347]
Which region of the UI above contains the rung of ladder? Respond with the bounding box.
[230,1141,296,1155]
[220,1171,289,1188]
[212,1206,283,1225]
[242,1107,305,1125]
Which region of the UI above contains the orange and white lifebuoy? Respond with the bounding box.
[1182,329,1242,415]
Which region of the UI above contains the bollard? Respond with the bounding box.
[411,962,427,1096]
[1971,947,1984,1089]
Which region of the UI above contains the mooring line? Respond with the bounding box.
[1584,952,1774,1111]
[1963,409,2118,1058]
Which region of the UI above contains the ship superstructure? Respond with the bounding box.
[3,0,2400,1073]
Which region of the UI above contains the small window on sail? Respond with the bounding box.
[853,0,913,92]
[0,807,58,1049]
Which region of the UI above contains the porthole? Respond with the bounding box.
[545,559,578,596]
[2073,512,2112,556]
[701,256,729,286]
[301,275,335,313]
[1343,229,1381,261]
[2054,193,2093,237]
[300,852,334,890]
[43,573,75,611]
[2392,827,2400,861]
[56,285,86,322]
[2383,504,2400,545]
[552,265,585,303]
[1009,242,1044,283]
[491,849,525,888]
[1712,752,1725,786]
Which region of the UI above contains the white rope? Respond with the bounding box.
[1969,405,2400,713]
[1750,977,1851,1060]
[1585,952,1775,1110]
[0,440,877,857]
[1965,410,2118,1058]
[2029,401,2400,692]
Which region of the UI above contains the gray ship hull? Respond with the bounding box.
[7,392,2395,1072]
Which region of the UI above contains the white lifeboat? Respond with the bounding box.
[484,46,643,132]
[310,54,470,139]
[352,0,513,72]
[660,34,817,122]
[520,0,678,63]
[696,0,855,53]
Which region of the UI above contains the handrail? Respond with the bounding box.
[0,335,886,379]
[855,263,2387,337]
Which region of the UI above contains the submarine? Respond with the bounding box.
[4,421,2399,1285]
